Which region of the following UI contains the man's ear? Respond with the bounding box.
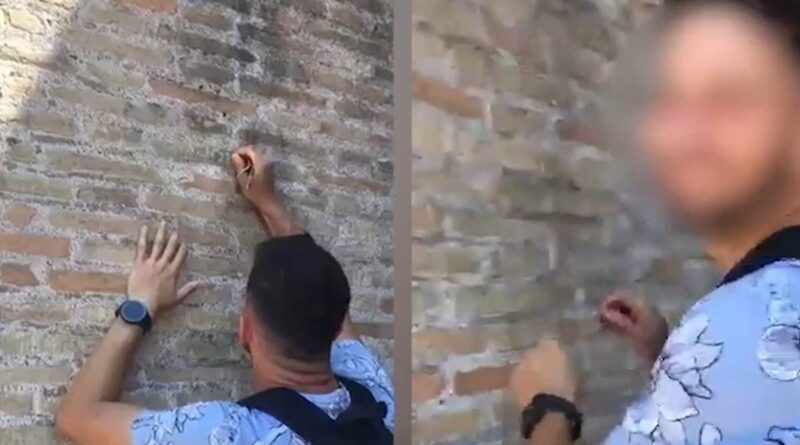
[239,313,251,355]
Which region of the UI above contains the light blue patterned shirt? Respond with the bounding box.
[131,339,393,445]
[606,260,800,445]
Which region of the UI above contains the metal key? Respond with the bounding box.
[237,159,254,191]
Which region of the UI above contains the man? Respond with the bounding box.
[511,1,800,444]
[55,147,394,444]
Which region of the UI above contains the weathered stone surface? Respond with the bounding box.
[0,0,392,441]
[410,1,713,444]
[8,8,44,33]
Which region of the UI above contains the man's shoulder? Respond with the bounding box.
[331,339,395,430]
[331,339,390,383]
[756,259,800,280]
[131,400,287,445]
[704,259,800,305]
[677,259,800,379]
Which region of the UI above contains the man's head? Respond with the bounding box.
[239,234,350,364]
[638,0,800,233]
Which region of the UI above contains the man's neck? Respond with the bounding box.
[704,201,800,273]
[252,353,338,394]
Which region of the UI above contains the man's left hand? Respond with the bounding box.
[126,221,201,318]
[510,339,578,408]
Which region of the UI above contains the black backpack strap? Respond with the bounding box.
[237,387,340,444]
[336,377,392,443]
[338,376,376,404]
[336,377,388,424]
[237,377,392,444]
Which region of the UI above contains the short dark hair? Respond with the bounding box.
[664,0,800,57]
[246,234,351,361]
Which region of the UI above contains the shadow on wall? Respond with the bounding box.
[0,0,392,442]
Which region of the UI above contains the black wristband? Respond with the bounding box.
[520,393,582,441]
[115,300,153,335]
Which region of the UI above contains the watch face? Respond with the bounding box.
[120,301,148,323]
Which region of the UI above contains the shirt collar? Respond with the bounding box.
[719,225,800,287]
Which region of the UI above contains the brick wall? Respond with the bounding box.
[411,0,719,444]
[0,0,392,442]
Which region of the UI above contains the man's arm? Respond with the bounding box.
[599,294,669,367]
[509,340,579,445]
[56,223,200,445]
[528,414,573,445]
[252,195,303,238]
[55,321,143,445]
[230,146,302,238]
[230,146,359,340]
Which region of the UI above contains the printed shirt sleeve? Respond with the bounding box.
[130,401,246,445]
[331,339,395,430]
[605,262,800,445]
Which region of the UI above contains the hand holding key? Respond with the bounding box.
[598,293,669,365]
[230,146,279,212]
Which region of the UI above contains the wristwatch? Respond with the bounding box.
[520,393,583,441]
[115,300,153,334]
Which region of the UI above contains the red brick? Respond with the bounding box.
[182,174,232,195]
[452,364,512,395]
[312,171,391,195]
[48,270,127,294]
[558,317,598,344]
[412,71,482,118]
[413,328,487,357]
[412,244,480,276]
[48,210,141,237]
[240,76,324,107]
[114,0,176,13]
[556,113,601,146]
[0,304,70,325]
[412,410,483,444]
[353,322,393,339]
[0,264,39,286]
[145,193,224,220]
[4,204,36,228]
[179,225,231,247]
[412,369,444,404]
[148,78,255,114]
[47,151,163,184]
[412,204,442,238]
[0,233,70,258]
[0,392,33,416]
[0,172,72,201]
[22,111,76,137]
[182,6,232,31]
[65,29,170,67]
[380,297,393,315]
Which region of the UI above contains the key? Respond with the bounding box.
[237,156,254,191]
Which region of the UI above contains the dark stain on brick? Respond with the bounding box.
[238,128,286,147]
[179,59,235,86]
[202,0,250,15]
[159,25,256,63]
[185,109,231,135]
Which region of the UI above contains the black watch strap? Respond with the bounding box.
[137,312,152,334]
[521,393,582,441]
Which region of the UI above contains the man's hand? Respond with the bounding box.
[58,220,200,445]
[230,145,279,212]
[127,221,200,318]
[230,146,302,237]
[510,339,577,409]
[598,294,669,365]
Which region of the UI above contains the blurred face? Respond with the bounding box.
[640,6,800,232]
